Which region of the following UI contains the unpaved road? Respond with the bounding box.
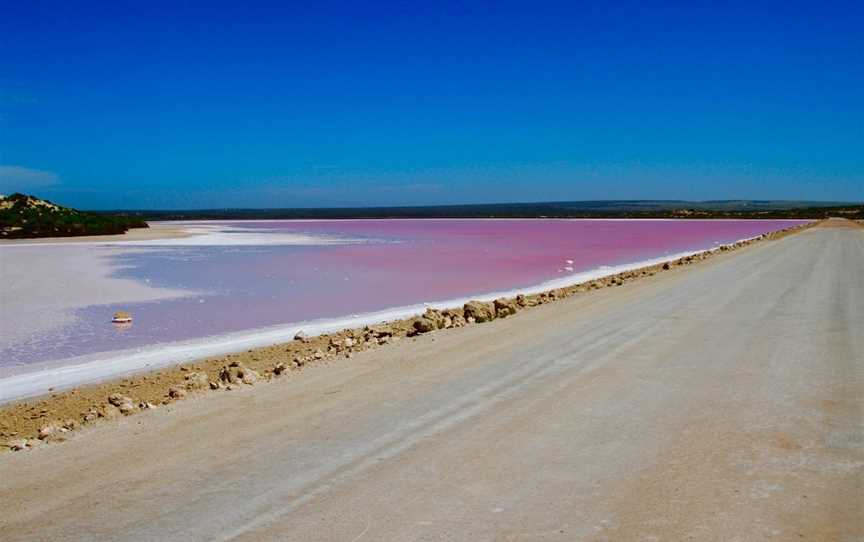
[1,225,862,541]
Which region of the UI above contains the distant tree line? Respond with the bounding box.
[111,200,864,221]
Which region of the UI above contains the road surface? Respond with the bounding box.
[1,223,862,541]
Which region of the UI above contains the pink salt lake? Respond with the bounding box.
[0,219,807,370]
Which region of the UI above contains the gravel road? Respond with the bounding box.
[1,224,861,541]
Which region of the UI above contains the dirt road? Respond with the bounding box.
[1,225,861,541]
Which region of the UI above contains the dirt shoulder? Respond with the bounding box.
[812,216,864,229]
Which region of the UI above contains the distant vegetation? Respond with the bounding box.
[0,193,148,239]
[5,196,860,238]
[126,200,864,221]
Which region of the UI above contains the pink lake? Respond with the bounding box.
[1,219,807,371]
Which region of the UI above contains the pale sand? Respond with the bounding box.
[0,222,860,540]
[0,244,193,362]
[0,222,194,245]
[0,222,196,370]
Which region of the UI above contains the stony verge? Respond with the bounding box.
[0,221,814,452]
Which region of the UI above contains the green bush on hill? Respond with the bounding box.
[0,193,148,239]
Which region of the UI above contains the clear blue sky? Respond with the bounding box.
[1,1,862,209]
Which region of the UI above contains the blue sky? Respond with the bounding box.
[1,1,862,209]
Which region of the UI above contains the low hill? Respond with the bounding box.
[0,193,148,239]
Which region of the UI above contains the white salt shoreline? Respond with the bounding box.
[0,245,194,348]
[0,223,367,248]
[0,234,766,404]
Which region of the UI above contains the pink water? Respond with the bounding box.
[2,219,806,368]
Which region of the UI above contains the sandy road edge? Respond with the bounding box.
[0,220,829,451]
